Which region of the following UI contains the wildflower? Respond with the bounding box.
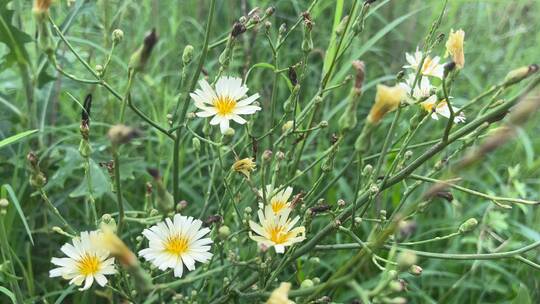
[399,74,432,100]
[49,231,116,291]
[266,282,295,304]
[139,214,213,278]
[191,76,261,134]
[259,185,294,214]
[445,29,465,69]
[249,205,305,253]
[367,84,406,124]
[404,49,444,79]
[420,96,465,123]
[232,157,256,179]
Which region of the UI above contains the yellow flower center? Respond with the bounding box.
[268,225,291,244]
[164,234,190,255]
[77,254,101,276]
[271,200,287,213]
[214,95,237,116]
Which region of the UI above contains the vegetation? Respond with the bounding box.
[1,0,539,303]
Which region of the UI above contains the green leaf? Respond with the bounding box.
[0,129,38,150]
[0,286,16,303]
[0,3,32,68]
[511,283,531,304]
[1,184,34,245]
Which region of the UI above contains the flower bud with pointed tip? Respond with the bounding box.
[112,29,124,44]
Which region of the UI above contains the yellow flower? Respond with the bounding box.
[367,85,406,124]
[266,282,295,304]
[446,29,465,69]
[232,157,256,179]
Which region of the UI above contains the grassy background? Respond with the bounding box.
[1,0,540,303]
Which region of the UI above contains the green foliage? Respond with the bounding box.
[1,0,540,303]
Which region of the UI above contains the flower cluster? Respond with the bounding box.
[250,185,306,253]
[400,29,466,123]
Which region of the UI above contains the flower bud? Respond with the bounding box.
[300,279,314,289]
[458,218,478,233]
[503,64,539,86]
[319,121,328,128]
[408,264,423,276]
[100,213,117,233]
[112,29,124,44]
[192,137,201,152]
[262,150,273,161]
[218,225,231,240]
[396,250,417,271]
[182,45,194,65]
[107,125,140,145]
[265,6,276,16]
[282,121,294,133]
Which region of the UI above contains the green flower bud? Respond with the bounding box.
[112,29,124,44]
[192,137,201,152]
[300,279,314,289]
[218,225,231,239]
[397,250,417,271]
[182,45,194,65]
[458,218,478,233]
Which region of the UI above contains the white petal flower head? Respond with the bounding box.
[191,76,261,134]
[249,205,306,254]
[139,214,213,278]
[258,185,294,214]
[421,96,465,123]
[49,231,116,291]
[404,49,444,79]
[400,75,433,101]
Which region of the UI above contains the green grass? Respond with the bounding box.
[1,0,540,303]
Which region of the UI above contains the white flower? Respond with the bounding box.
[49,231,116,291]
[404,49,444,79]
[399,74,433,100]
[421,96,465,123]
[249,205,305,254]
[191,76,261,134]
[258,185,294,214]
[139,214,213,278]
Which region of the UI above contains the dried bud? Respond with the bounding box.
[444,61,456,77]
[182,45,194,65]
[112,29,124,44]
[231,22,247,38]
[33,0,52,14]
[205,215,223,226]
[309,204,331,214]
[337,199,346,207]
[176,200,188,212]
[352,60,365,92]
[265,6,276,16]
[275,151,285,160]
[288,66,298,86]
[458,218,478,233]
[129,28,159,71]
